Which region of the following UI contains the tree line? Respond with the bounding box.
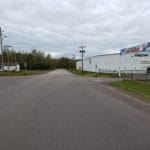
[0,49,76,70]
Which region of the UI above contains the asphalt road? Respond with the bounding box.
[0,69,150,150]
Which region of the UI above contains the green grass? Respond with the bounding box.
[110,80,150,101]
[0,70,50,76]
[70,69,114,78]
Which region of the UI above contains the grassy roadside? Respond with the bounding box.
[0,70,50,76]
[70,69,114,78]
[110,80,150,102]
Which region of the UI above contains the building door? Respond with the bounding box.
[147,68,150,73]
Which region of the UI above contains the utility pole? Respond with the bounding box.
[0,27,3,70]
[72,55,76,70]
[0,27,7,71]
[15,52,16,64]
[7,45,10,71]
[79,44,86,73]
[4,45,12,71]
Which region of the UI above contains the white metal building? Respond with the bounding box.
[76,43,150,74]
[0,63,20,72]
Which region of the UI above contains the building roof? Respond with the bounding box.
[76,53,120,62]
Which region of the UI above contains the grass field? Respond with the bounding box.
[70,69,115,78]
[110,80,150,101]
[0,70,50,76]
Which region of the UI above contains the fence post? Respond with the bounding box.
[131,70,133,81]
[145,71,147,84]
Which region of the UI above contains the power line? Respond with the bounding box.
[89,3,150,54]
[103,0,120,17]
[106,3,150,49]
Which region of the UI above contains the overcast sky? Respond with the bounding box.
[0,0,150,58]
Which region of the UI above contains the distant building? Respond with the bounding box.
[0,63,20,72]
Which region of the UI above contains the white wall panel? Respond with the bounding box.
[76,52,150,74]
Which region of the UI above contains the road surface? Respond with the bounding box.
[0,69,150,150]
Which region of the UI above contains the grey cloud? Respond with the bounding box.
[0,0,150,58]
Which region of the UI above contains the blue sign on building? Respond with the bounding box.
[120,42,150,55]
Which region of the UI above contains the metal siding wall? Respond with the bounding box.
[76,52,150,73]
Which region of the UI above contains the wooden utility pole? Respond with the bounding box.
[79,45,86,73]
[0,27,3,70]
[0,27,7,71]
